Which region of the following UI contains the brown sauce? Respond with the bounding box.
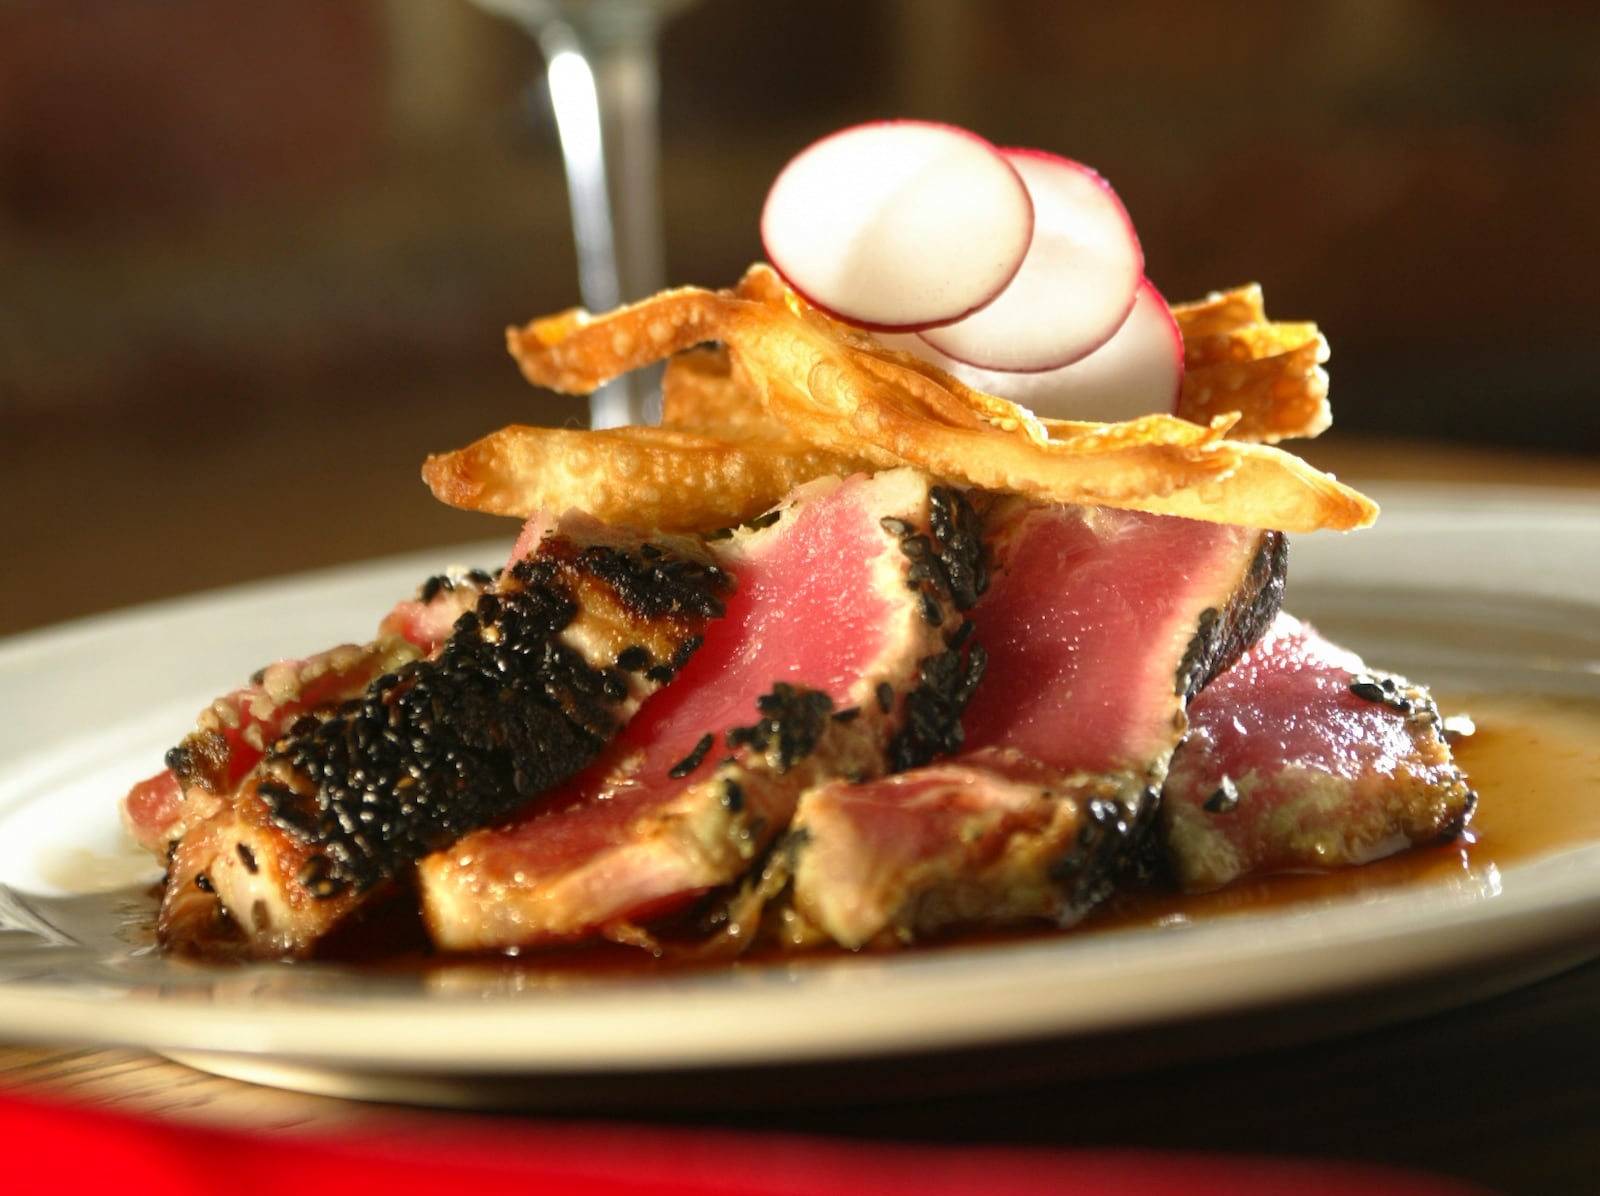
[1092,690,1600,932]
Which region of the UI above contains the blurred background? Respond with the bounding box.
[3,0,1598,637]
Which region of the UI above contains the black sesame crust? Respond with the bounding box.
[165,736,228,797]
[684,484,995,955]
[1174,531,1288,700]
[1348,672,1419,715]
[251,533,732,902]
[926,484,989,611]
[880,484,990,622]
[888,640,987,772]
[1202,776,1241,814]
[878,484,990,771]
[724,683,836,774]
[418,567,498,605]
[163,574,500,798]
[1048,781,1159,911]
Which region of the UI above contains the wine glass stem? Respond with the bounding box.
[538,15,666,428]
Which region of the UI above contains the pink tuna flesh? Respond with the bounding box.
[1161,613,1476,890]
[963,502,1283,782]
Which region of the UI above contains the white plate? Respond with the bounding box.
[2,483,1599,1108]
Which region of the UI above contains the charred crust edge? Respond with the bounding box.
[724,683,836,775]
[877,485,991,771]
[1175,531,1288,700]
[253,534,730,900]
[888,640,987,772]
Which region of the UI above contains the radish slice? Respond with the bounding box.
[918,149,1144,372]
[760,121,1034,331]
[888,278,1184,423]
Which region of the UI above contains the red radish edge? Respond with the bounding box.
[760,120,1035,332]
[887,278,1184,424]
[917,147,1144,372]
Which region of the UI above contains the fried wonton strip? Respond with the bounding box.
[505,267,1376,532]
[753,340,1242,504]
[508,286,734,387]
[1041,421,1372,532]
[423,424,874,531]
[1171,285,1332,444]
[741,263,1330,450]
[1171,285,1268,339]
[659,345,789,438]
[1178,335,1331,444]
[791,364,1362,534]
[1183,321,1322,369]
[518,273,1239,502]
[1039,412,1236,451]
[733,265,1050,439]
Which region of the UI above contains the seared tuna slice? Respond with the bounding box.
[774,502,1285,949]
[417,469,986,953]
[961,499,1285,786]
[1161,613,1477,890]
[152,519,731,959]
[124,567,501,858]
[769,748,1127,950]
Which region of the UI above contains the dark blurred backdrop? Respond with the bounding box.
[2,0,1597,634]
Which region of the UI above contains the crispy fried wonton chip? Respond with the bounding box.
[492,266,1374,533]
[659,345,791,440]
[1170,284,1268,338]
[1172,285,1331,443]
[423,423,876,532]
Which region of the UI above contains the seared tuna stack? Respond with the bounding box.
[125,470,1472,961]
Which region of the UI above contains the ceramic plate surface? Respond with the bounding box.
[2,484,1598,1105]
